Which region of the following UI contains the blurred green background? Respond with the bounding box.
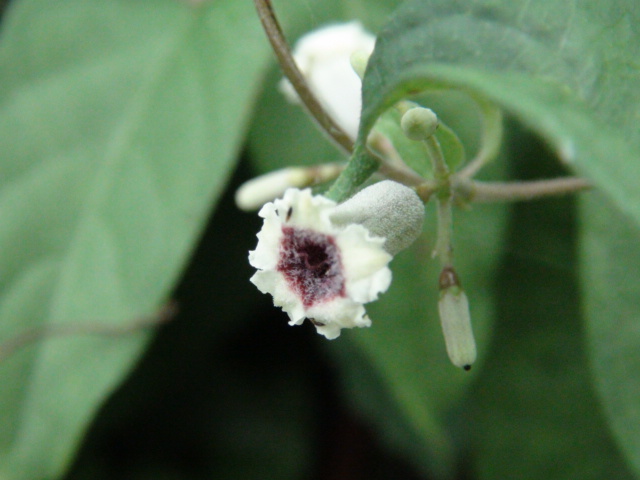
[0,0,639,479]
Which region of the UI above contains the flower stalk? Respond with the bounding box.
[454,176,592,203]
[435,194,454,267]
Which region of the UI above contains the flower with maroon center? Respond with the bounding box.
[249,181,425,338]
[249,188,393,339]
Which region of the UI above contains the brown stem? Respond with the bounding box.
[253,0,353,154]
[456,177,592,203]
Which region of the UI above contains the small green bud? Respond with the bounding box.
[400,107,439,141]
[438,268,476,370]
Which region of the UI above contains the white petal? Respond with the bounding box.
[249,217,282,270]
[306,297,371,339]
[249,270,278,294]
[338,227,390,278]
[336,225,393,302]
[347,268,392,304]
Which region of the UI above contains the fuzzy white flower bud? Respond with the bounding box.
[401,107,439,141]
[438,268,477,370]
[235,164,343,211]
[279,21,375,140]
[330,181,424,255]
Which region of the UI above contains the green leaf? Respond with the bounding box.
[469,136,633,480]
[0,1,269,478]
[354,3,640,470]
[357,0,640,224]
[470,204,633,479]
[580,192,640,477]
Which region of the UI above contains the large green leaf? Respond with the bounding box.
[580,193,640,477]
[0,1,269,478]
[356,0,640,223]
[468,138,633,479]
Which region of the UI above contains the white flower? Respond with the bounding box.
[249,189,390,339]
[279,21,375,140]
[249,181,424,339]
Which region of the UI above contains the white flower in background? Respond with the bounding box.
[279,21,375,140]
[249,181,424,339]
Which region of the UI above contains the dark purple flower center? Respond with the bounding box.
[277,226,345,308]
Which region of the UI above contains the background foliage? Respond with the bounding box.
[0,0,638,479]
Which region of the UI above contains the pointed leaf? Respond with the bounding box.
[471,187,633,480]
[357,0,640,224]
[579,192,640,477]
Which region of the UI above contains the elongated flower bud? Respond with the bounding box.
[235,164,342,211]
[438,268,477,370]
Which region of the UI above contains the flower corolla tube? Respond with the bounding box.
[279,21,375,140]
[249,181,424,339]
